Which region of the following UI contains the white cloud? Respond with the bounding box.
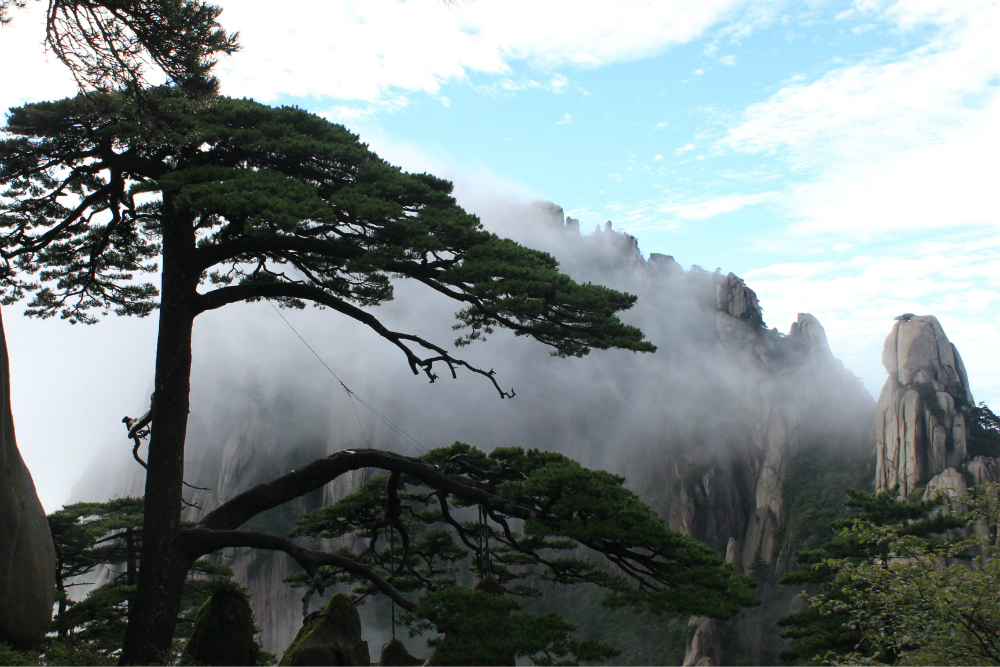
[676,142,696,156]
[556,113,573,125]
[653,121,670,130]
[744,234,1000,405]
[720,0,1000,236]
[0,2,78,117]
[719,55,737,65]
[212,0,751,104]
[549,74,570,94]
[655,154,663,160]
[659,191,777,220]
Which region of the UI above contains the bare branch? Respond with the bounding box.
[198,449,492,532]
[196,282,514,398]
[175,527,417,612]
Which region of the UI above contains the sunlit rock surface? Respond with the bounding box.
[683,617,721,666]
[874,315,972,496]
[0,311,56,649]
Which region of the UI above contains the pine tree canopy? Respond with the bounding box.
[777,487,967,663]
[0,90,653,389]
[281,443,759,621]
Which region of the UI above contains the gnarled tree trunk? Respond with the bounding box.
[122,199,199,665]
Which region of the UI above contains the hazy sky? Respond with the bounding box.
[2,0,998,510]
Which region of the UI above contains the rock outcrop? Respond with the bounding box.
[968,456,1000,485]
[279,593,370,666]
[182,587,265,666]
[683,617,721,666]
[0,310,56,649]
[875,315,973,496]
[377,638,423,666]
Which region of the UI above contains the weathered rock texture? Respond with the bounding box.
[875,315,973,496]
[279,593,370,666]
[182,587,263,666]
[0,310,56,649]
[683,617,721,666]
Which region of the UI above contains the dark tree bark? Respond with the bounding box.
[121,196,199,665]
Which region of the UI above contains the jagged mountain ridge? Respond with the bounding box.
[72,200,876,661]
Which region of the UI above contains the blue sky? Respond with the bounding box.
[207,0,998,405]
[2,0,999,508]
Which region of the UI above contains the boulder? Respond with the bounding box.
[874,315,972,496]
[279,593,369,666]
[683,617,721,666]
[0,310,56,649]
[182,587,264,666]
[378,637,423,666]
[967,456,1000,486]
[924,467,968,500]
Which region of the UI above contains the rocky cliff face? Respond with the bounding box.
[0,310,56,649]
[874,314,973,496]
[869,314,1000,526]
[74,201,877,662]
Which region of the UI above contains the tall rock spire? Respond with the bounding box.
[874,314,973,496]
[0,309,56,648]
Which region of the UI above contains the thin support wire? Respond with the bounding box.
[267,301,428,454]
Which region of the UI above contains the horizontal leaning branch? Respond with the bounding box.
[195,282,515,397]
[175,528,417,612]
[197,448,498,531]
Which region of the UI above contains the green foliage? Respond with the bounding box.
[290,442,758,620]
[966,401,1000,459]
[47,497,144,644]
[404,585,618,666]
[805,483,1000,665]
[778,486,976,664]
[782,439,872,552]
[23,0,238,99]
[0,90,653,361]
[526,584,690,666]
[289,443,758,663]
[0,642,39,666]
[43,498,240,663]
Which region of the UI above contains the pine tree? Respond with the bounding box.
[45,498,244,663]
[777,487,966,663]
[1,84,662,662]
[281,442,760,664]
[0,3,766,663]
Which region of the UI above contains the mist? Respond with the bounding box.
[51,193,876,657]
[67,193,871,507]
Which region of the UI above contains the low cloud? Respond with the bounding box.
[718,0,1000,236]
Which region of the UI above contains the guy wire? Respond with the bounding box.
[267,301,427,455]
